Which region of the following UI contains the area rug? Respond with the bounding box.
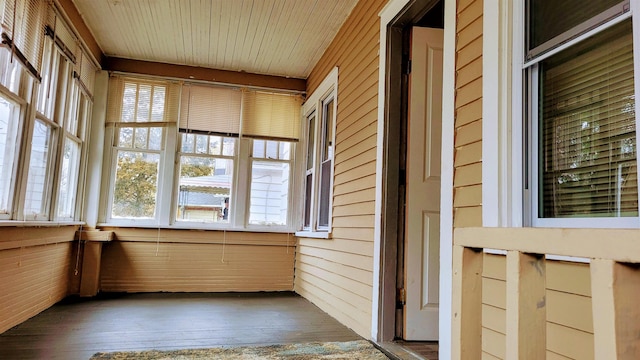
[89,340,389,359]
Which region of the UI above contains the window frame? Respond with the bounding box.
[296,67,338,237]
[247,138,295,229]
[525,0,640,228]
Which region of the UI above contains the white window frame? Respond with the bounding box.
[173,131,237,227]
[246,138,295,230]
[296,67,338,238]
[484,0,640,229]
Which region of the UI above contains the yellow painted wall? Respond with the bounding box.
[99,228,295,292]
[454,0,483,227]
[480,254,594,360]
[0,226,78,334]
[295,0,386,338]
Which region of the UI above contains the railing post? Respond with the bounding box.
[451,245,483,360]
[591,259,640,359]
[506,251,546,359]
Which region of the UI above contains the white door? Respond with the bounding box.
[403,27,443,341]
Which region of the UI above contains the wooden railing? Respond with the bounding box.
[452,227,640,360]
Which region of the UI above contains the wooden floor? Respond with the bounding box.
[0,292,368,360]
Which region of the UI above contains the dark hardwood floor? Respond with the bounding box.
[0,292,368,360]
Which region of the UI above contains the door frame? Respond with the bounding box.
[372,0,456,355]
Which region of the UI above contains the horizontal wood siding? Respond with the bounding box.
[481,254,594,359]
[99,228,295,292]
[295,0,386,338]
[454,0,483,228]
[0,227,78,334]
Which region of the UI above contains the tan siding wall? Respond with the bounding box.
[0,227,78,334]
[99,228,294,292]
[295,0,386,338]
[481,254,594,359]
[454,0,483,228]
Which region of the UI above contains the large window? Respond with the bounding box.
[526,0,639,226]
[0,1,94,223]
[299,68,337,234]
[104,78,302,230]
[106,78,171,221]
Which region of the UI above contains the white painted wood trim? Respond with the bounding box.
[84,71,108,227]
[483,0,521,228]
[373,0,414,342]
[482,0,500,228]
[439,1,457,358]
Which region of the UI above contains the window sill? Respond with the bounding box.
[295,230,332,239]
[97,221,297,234]
[0,220,84,227]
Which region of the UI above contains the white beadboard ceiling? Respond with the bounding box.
[71,0,359,79]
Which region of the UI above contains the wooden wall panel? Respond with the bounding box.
[0,227,77,334]
[453,0,483,228]
[482,254,506,360]
[481,254,595,359]
[99,229,295,292]
[294,0,387,339]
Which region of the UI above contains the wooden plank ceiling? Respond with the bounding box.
[71,0,359,79]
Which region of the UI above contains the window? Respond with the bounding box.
[176,133,235,223]
[526,0,638,226]
[106,78,172,221]
[0,92,20,216]
[299,67,338,234]
[249,139,293,226]
[103,77,302,230]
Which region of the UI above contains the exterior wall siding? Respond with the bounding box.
[0,227,78,334]
[99,228,294,292]
[454,0,483,228]
[295,0,386,338]
[480,254,594,359]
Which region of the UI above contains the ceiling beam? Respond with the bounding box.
[103,57,307,93]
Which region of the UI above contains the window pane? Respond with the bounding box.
[304,174,312,228]
[539,20,637,218]
[177,156,233,223]
[136,84,151,122]
[151,85,166,121]
[149,127,163,150]
[0,96,20,214]
[249,160,289,226]
[24,120,52,218]
[118,127,134,148]
[195,134,208,154]
[266,140,278,159]
[222,137,236,156]
[112,151,160,219]
[209,136,221,155]
[322,99,334,161]
[121,83,136,122]
[279,142,291,160]
[318,161,331,227]
[181,133,195,153]
[306,113,315,170]
[253,139,265,158]
[134,127,149,149]
[57,138,80,219]
[528,0,623,51]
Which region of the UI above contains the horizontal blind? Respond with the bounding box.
[541,20,637,218]
[242,90,302,141]
[46,4,78,62]
[179,84,241,135]
[2,0,46,73]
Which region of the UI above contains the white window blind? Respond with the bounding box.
[179,84,241,135]
[539,20,637,218]
[242,90,302,140]
[107,75,180,124]
[1,0,46,75]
